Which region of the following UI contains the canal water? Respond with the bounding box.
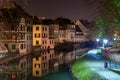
[0,49,87,80]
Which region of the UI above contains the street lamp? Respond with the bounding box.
[103,39,108,48]
[96,38,100,48]
[113,37,117,41]
[96,38,100,42]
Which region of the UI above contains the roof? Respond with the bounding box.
[79,19,90,27]
[0,2,31,23]
[75,25,83,32]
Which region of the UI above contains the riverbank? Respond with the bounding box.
[71,53,107,80]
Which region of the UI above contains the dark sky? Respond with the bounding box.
[21,0,100,21]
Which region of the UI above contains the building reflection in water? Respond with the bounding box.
[0,54,32,80]
[0,49,78,79]
[33,50,57,77]
[32,49,76,77]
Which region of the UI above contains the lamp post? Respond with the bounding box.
[96,38,100,48]
[103,39,108,49]
[114,37,117,41]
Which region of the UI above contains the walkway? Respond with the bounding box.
[86,49,120,80]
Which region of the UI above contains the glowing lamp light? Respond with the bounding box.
[114,37,117,41]
[96,38,100,42]
[103,39,108,44]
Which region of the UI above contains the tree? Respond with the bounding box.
[92,0,120,40]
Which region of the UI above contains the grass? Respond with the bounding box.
[97,49,102,55]
[71,54,107,80]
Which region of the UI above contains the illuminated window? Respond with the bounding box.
[35,33,40,38]
[34,64,40,68]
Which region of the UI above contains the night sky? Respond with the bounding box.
[19,0,100,21]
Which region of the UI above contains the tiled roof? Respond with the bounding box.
[0,2,30,23]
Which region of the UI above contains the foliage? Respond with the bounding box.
[95,17,105,37]
[112,0,120,8]
[92,0,120,39]
[114,18,120,29]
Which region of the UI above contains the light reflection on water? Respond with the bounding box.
[0,49,86,80]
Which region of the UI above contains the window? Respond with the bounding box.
[38,64,40,68]
[21,63,24,69]
[45,56,47,60]
[45,27,47,31]
[21,33,25,39]
[45,41,47,44]
[34,64,36,68]
[50,40,53,44]
[36,57,39,60]
[35,33,40,38]
[35,34,37,38]
[20,25,23,31]
[42,27,47,31]
[21,44,24,49]
[42,57,44,60]
[42,27,44,31]
[52,40,54,44]
[42,40,47,44]
[50,40,51,44]
[24,44,26,48]
[42,33,47,38]
[36,71,39,75]
[42,33,45,38]
[36,26,39,31]
[12,44,16,49]
[36,41,39,45]
[34,64,40,68]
